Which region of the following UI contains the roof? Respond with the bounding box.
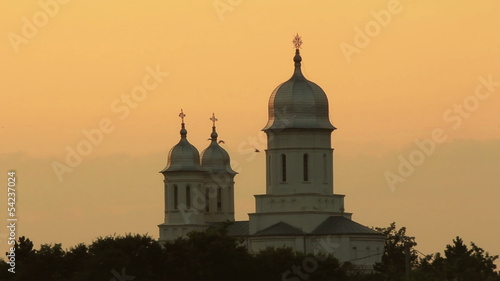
[262,49,335,132]
[312,216,384,236]
[226,221,250,236]
[254,222,304,236]
[160,124,205,173]
[226,217,383,238]
[200,127,237,175]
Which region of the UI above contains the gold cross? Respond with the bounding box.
[292,33,302,49]
[210,113,218,126]
[179,109,186,123]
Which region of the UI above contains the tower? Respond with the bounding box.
[263,36,336,196]
[158,110,208,241]
[200,113,237,223]
[249,35,347,235]
[158,111,237,241]
[245,36,384,270]
[157,36,385,270]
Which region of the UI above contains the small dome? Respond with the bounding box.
[263,49,336,131]
[201,127,237,174]
[161,123,204,173]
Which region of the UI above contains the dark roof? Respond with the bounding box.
[262,49,335,132]
[226,221,249,236]
[254,222,304,236]
[225,217,383,237]
[312,216,383,236]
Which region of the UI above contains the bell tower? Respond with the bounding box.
[249,35,347,235]
[158,110,208,241]
[263,34,336,196]
[158,111,238,241]
[200,113,237,223]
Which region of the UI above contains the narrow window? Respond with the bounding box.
[173,185,178,210]
[217,188,222,212]
[303,154,309,181]
[267,155,271,183]
[228,185,233,210]
[281,154,287,182]
[186,185,191,209]
[323,154,327,183]
[205,188,210,212]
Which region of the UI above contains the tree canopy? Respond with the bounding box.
[1,223,498,281]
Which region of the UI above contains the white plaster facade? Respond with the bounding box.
[158,46,385,270]
[158,120,236,241]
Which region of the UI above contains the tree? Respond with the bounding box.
[413,236,500,281]
[76,233,164,281]
[2,227,499,280]
[162,226,254,281]
[373,222,418,281]
[253,246,351,281]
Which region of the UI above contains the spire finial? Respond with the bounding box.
[292,33,303,50]
[210,113,218,127]
[179,109,187,138]
[210,113,218,141]
[292,34,303,71]
[179,109,186,123]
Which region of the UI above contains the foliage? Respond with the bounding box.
[254,246,350,281]
[162,226,253,281]
[1,223,499,281]
[373,222,418,281]
[412,236,500,281]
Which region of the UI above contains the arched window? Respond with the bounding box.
[352,246,358,259]
[281,154,287,182]
[186,185,191,209]
[323,154,327,183]
[205,188,210,212]
[173,185,178,210]
[217,188,222,212]
[303,154,309,181]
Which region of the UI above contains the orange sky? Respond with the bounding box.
[1,0,499,266]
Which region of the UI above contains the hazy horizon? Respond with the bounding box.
[1,0,499,267]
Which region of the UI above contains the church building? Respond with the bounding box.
[158,35,385,270]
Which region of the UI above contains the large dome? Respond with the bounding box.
[200,127,237,174]
[263,49,335,131]
[161,124,204,173]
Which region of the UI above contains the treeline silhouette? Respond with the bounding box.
[1,222,499,281]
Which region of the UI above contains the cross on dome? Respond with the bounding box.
[292,33,303,50]
[209,113,219,141]
[178,109,188,138]
[210,113,218,127]
[179,109,186,123]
